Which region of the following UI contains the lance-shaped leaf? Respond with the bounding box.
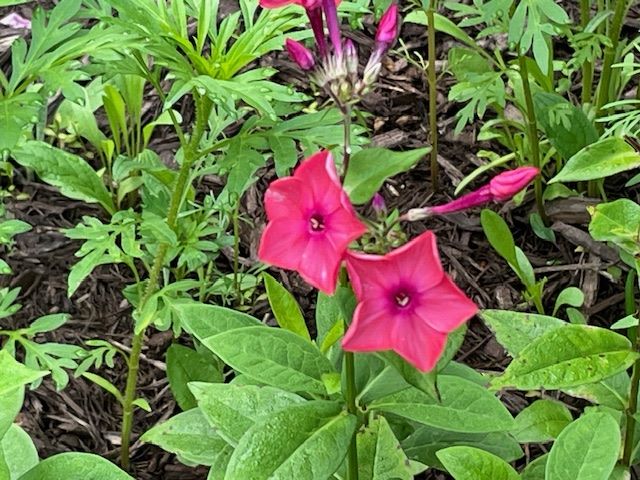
[437,446,520,480]
[19,453,133,480]
[491,325,639,390]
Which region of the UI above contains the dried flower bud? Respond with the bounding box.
[489,166,540,201]
[285,38,315,70]
[375,3,399,45]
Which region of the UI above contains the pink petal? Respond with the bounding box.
[391,319,448,372]
[298,236,343,294]
[345,250,396,300]
[258,219,309,271]
[325,208,367,252]
[415,275,478,334]
[264,177,314,221]
[383,231,444,292]
[342,299,393,351]
[294,151,344,208]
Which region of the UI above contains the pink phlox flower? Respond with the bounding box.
[343,231,477,372]
[259,151,367,294]
[375,3,399,45]
[489,166,539,201]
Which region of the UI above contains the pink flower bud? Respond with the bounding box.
[490,167,539,201]
[372,193,386,214]
[285,38,315,70]
[375,3,399,45]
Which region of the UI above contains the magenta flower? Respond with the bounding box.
[259,151,367,294]
[285,39,315,70]
[343,231,477,372]
[404,166,539,220]
[375,3,399,45]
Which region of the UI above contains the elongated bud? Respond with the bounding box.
[372,193,386,214]
[285,38,315,70]
[344,39,358,77]
[489,166,539,201]
[375,3,399,45]
[403,167,539,220]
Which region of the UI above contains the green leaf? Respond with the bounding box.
[378,351,437,400]
[512,399,573,443]
[491,325,639,390]
[404,11,476,49]
[564,371,630,409]
[553,287,585,316]
[26,314,69,334]
[0,387,24,439]
[437,446,520,480]
[173,303,262,343]
[550,137,640,183]
[1,424,39,479]
[402,427,523,470]
[190,382,305,446]
[344,147,430,204]
[370,375,515,433]
[263,273,310,341]
[12,141,115,214]
[202,326,337,395]
[546,412,620,480]
[533,92,598,161]
[166,345,223,411]
[141,408,230,467]
[0,351,48,396]
[225,401,356,480]
[480,210,518,267]
[19,453,133,480]
[480,309,565,357]
[611,315,639,330]
[589,199,640,257]
[521,454,548,480]
[355,416,421,480]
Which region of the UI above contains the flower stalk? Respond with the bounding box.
[119,94,212,470]
[344,351,359,480]
[426,0,439,192]
[517,53,547,224]
[623,269,638,466]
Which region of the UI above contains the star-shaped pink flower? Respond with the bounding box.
[343,231,478,372]
[259,150,367,294]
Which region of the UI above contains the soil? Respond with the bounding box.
[2,1,640,479]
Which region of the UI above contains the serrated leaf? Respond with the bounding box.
[166,345,223,411]
[546,412,620,480]
[19,453,133,480]
[141,408,230,467]
[550,137,640,183]
[12,141,115,214]
[202,326,337,395]
[491,325,639,390]
[437,446,520,480]
[0,351,48,396]
[263,273,310,341]
[512,399,573,443]
[225,401,356,480]
[190,382,305,446]
[370,375,515,433]
[344,147,430,204]
[480,309,565,357]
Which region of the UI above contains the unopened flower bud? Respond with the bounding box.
[375,3,399,45]
[489,166,540,201]
[403,207,432,222]
[344,39,358,77]
[372,193,386,214]
[285,38,315,70]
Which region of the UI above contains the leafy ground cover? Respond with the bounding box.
[2,0,640,479]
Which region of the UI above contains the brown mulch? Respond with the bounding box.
[2,2,639,479]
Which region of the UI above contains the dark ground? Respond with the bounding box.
[2,1,640,479]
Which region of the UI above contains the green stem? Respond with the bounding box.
[427,0,439,192]
[342,106,352,181]
[623,270,639,466]
[595,0,632,115]
[580,0,594,104]
[232,198,241,304]
[517,53,547,224]
[344,351,359,480]
[119,94,211,470]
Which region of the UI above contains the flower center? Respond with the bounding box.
[309,214,325,232]
[394,291,411,308]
